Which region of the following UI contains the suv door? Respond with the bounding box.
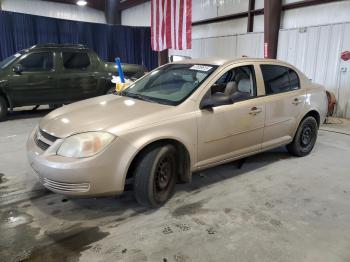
[57,51,98,102]
[196,64,266,168]
[8,51,58,106]
[259,64,306,149]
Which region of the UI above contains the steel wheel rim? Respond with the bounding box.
[155,156,172,191]
[301,126,313,147]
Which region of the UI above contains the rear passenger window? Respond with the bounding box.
[288,69,300,90]
[260,65,300,95]
[62,52,90,70]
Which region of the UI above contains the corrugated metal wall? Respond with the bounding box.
[169,32,264,59]
[278,22,350,118]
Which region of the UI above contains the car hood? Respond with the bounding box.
[39,95,172,138]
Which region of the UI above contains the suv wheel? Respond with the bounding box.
[0,96,8,122]
[134,144,177,208]
[287,116,318,157]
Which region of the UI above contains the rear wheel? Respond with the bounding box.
[287,116,318,157]
[133,145,177,208]
[0,96,8,122]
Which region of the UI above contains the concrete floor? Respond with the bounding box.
[1,108,350,262]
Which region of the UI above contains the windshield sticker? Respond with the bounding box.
[190,65,213,72]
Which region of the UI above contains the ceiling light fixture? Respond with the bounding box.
[76,0,87,6]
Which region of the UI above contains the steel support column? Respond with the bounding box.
[247,0,255,32]
[105,0,121,25]
[264,0,282,59]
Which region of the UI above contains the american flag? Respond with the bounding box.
[151,0,192,51]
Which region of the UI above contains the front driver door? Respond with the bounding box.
[196,64,266,168]
[9,51,58,106]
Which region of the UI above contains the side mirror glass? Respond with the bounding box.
[200,93,232,110]
[13,64,23,74]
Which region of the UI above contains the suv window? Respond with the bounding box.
[260,65,300,95]
[210,65,257,102]
[19,52,53,71]
[62,52,90,70]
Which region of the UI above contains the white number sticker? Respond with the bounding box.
[190,65,213,72]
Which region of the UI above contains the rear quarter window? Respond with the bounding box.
[260,64,300,95]
[62,52,90,70]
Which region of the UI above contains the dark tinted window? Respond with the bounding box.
[19,52,53,71]
[289,69,300,90]
[62,52,90,69]
[261,65,300,95]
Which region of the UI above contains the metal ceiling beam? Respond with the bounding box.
[192,0,342,26]
[43,0,105,11]
[118,0,149,11]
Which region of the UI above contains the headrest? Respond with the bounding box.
[238,78,251,93]
[224,81,238,96]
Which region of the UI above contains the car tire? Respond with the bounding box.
[134,144,177,208]
[0,96,8,122]
[287,116,318,157]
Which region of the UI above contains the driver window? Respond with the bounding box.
[209,65,257,102]
[19,52,53,72]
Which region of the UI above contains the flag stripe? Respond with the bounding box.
[166,0,172,48]
[186,0,192,49]
[151,0,191,52]
[178,0,184,50]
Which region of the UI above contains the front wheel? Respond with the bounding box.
[0,96,8,122]
[133,145,177,208]
[287,116,318,157]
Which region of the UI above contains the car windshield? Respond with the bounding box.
[0,52,23,69]
[122,63,218,105]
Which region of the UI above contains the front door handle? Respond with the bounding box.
[292,98,302,105]
[249,106,262,115]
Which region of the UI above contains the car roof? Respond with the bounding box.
[171,57,293,67]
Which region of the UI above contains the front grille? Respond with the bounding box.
[42,177,90,193]
[39,129,58,143]
[34,136,50,151]
[34,129,58,151]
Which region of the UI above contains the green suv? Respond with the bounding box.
[0,44,147,121]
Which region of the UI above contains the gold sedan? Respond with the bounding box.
[27,58,328,207]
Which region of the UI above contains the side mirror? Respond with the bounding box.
[200,93,232,110]
[13,64,23,74]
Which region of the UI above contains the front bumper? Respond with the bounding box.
[26,128,138,197]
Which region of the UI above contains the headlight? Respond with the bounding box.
[57,132,116,158]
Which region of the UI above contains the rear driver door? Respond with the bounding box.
[57,51,98,103]
[259,64,306,149]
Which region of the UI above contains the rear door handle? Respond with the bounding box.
[249,106,262,115]
[292,98,302,105]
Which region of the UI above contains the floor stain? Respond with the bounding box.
[1,210,33,228]
[172,200,208,217]
[0,173,8,184]
[24,226,109,262]
[162,226,173,234]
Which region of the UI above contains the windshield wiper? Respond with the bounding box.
[123,92,157,103]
